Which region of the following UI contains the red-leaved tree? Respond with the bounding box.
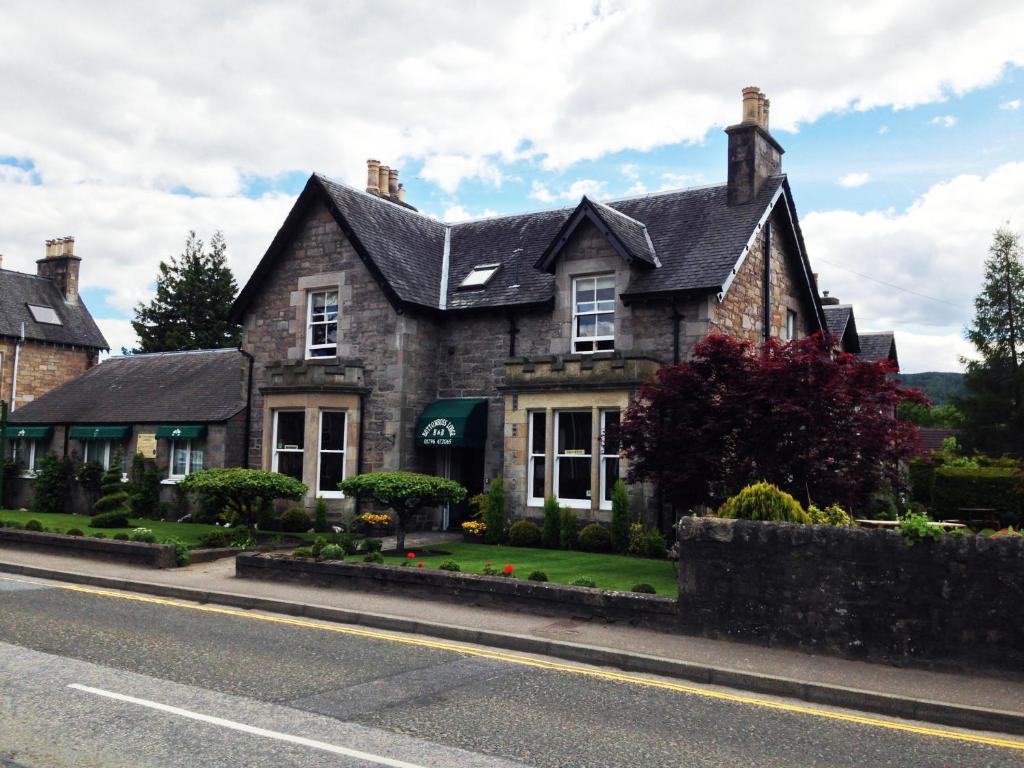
[616,334,926,528]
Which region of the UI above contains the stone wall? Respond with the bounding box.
[676,517,1024,671]
[0,339,98,410]
[714,209,814,342]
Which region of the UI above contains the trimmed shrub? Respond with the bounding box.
[610,479,630,552]
[129,527,156,543]
[570,576,596,588]
[66,528,84,537]
[93,532,106,538]
[129,454,161,519]
[361,537,383,553]
[280,506,313,533]
[908,457,936,504]
[89,511,130,529]
[808,504,853,527]
[292,547,314,557]
[577,523,612,553]
[643,528,668,559]
[541,496,561,549]
[311,536,328,556]
[719,482,810,524]
[482,477,506,545]
[931,465,1023,520]
[508,519,542,547]
[626,522,645,556]
[559,508,578,549]
[197,530,230,549]
[255,498,276,531]
[112,532,130,541]
[631,583,657,594]
[94,452,129,515]
[319,544,345,560]
[527,570,548,582]
[24,519,43,532]
[314,496,329,533]
[438,559,461,571]
[76,461,104,509]
[181,468,307,529]
[334,532,361,555]
[32,454,74,516]
[362,551,384,563]
[866,488,899,520]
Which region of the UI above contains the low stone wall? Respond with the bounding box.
[0,528,178,568]
[236,553,677,629]
[676,517,1024,671]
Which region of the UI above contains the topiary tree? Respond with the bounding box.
[181,468,307,529]
[718,481,810,524]
[541,495,561,549]
[610,479,630,552]
[314,496,329,533]
[94,451,129,516]
[482,477,506,545]
[129,453,161,519]
[338,471,466,553]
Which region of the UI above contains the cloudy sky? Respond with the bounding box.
[1,0,1023,372]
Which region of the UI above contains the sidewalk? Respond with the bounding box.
[1,545,1021,733]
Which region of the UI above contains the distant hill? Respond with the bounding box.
[894,372,966,406]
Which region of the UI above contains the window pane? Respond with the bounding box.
[531,457,545,499]
[190,448,204,473]
[595,274,615,292]
[596,339,615,351]
[277,451,303,481]
[321,412,346,452]
[319,452,345,493]
[602,411,620,453]
[311,325,328,345]
[172,444,188,476]
[574,339,594,353]
[603,457,620,501]
[576,314,596,338]
[325,324,337,344]
[309,347,334,358]
[595,284,615,304]
[596,313,614,336]
[312,292,327,311]
[276,412,304,449]
[575,279,595,305]
[530,412,546,454]
[558,457,591,500]
[557,412,592,454]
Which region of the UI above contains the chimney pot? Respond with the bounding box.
[37,234,81,304]
[366,159,381,194]
[742,86,761,124]
[397,183,406,203]
[726,86,783,205]
[378,165,390,199]
[388,168,399,197]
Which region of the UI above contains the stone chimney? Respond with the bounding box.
[366,159,381,194]
[726,86,784,206]
[37,236,81,304]
[821,291,840,306]
[388,168,399,197]
[377,165,390,198]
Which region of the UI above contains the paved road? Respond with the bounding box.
[0,574,1020,767]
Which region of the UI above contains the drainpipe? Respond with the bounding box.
[10,322,24,411]
[238,347,255,469]
[355,390,367,516]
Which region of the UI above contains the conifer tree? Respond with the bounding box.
[131,231,240,352]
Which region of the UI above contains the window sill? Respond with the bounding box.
[318,491,345,500]
[18,472,37,479]
[161,478,183,485]
[558,498,592,510]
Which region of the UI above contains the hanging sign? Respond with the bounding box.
[420,418,457,446]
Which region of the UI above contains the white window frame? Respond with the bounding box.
[527,411,546,507]
[316,410,347,499]
[785,309,797,341]
[572,274,616,354]
[305,289,339,359]
[83,440,112,470]
[599,409,620,511]
[553,410,592,509]
[167,439,204,480]
[272,409,305,479]
[10,438,37,476]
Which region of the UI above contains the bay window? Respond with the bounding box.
[572,274,615,353]
[317,410,346,497]
[273,410,305,481]
[306,289,339,358]
[554,410,592,508]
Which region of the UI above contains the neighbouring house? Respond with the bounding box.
[5,348,251,514]
[0,236,108,420]
[229,86,890,530]
[821,297,899,370]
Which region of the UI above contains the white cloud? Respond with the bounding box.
[1000,98,1021,110]
[877,125,890,134]
[619,163,640,179]
[95,317,138,356]
[803,162,1024,372]
[528,180,556,203]
[442,204,498,222]
[659,172,705,191]
[625,181,648,195]
[838,172,871,188]
[562,179,606,200]
[930,115,958,127]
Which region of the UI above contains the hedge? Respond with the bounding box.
[907,458,936,504]
[930,465,1023,520]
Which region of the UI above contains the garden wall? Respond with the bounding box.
[236,553,677,629]
[0,528,177,568]
[676,517,1024,672]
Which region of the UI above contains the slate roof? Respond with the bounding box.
[822,304,860,353]
[8,348,246,424]
[856,331,898,369]
[232,172,809,320]
[0,269,108,349]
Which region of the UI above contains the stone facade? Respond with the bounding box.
[0,339,99,410]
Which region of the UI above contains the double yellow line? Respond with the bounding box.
[6,575,1024,752]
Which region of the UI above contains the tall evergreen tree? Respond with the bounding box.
[956,227,1024,455]
[131,231,241,352]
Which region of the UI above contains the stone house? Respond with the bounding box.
[230,87,869,530]
[0,236,108,418]
[822,299,899,369]
[5,348,250,514]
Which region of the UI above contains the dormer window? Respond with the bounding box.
[572,274,615,353]
[306,290,339,358]
[27,304,61,325]
[459,264,500,289]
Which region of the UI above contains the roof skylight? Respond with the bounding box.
[459,263,500,289]
[27,304,61,325]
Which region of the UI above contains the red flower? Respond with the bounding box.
[407,552,416,559]
[503,564,514,574]
[417,561,424,568]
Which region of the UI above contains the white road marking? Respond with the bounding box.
[68,683,430,768]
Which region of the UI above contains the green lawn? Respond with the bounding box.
[0,510,227,548]
[382,542,678,596]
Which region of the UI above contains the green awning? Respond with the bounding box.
[156,425,207,439]
[4,426,52,439]
[69,425,130,440]
[415,398,488,448]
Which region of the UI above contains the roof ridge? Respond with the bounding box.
[314,173,443,226]
[107,347,239,359]
[0,268,54,281]
[589,197,650,229]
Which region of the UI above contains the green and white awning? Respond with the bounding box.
[155,424,207,439]
[414,398,488,448]
[3,425,52,439]
[69,425,130,440]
